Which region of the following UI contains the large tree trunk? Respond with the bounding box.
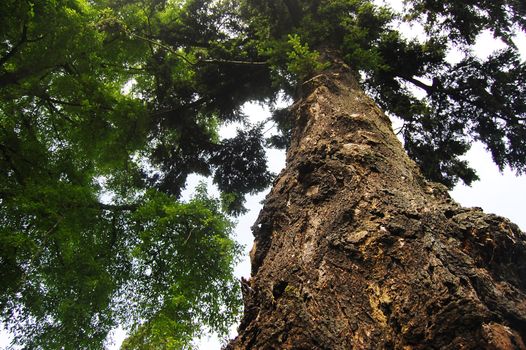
[227,65,526,349]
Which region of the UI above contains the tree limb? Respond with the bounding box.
[38,94,115,112]
[400,75,434,94]
[0,65,58,88]
[98,202,139,211]
[199,58,268,66]
[0,25,28,67]
[127,30,267,67]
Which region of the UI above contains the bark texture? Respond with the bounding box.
[227,67,526,349]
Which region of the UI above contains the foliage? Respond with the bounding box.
[118,185,242,349]
[211,126,275,215]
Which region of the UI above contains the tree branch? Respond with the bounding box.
[127,31,197,65]
[0,143,27,185]
[0,25,28,67]
[100,62,146,73]
[400,75,434,94]
[38,94,114,112]
[0,24,46,68]
[127,30,267,67]
[200,58,268,66]
[0,64,58,88]
[98,202,139,211]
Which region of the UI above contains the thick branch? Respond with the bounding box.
[199,58,268,66]
[0,25,28,67]
[100,62,147,73]
[127,31,267,67]
[0,144,26,185]
[0,65,57,88]
[400,75,434,93]
[98,202,138,211]
[0,25,46,67]
[38,94,114,112]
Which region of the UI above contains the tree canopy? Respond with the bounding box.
[1,0,525,348]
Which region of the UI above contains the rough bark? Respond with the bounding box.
[227,66,526,349]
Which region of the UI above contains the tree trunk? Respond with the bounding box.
[227,65,526,349]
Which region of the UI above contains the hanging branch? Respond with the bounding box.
[125,29,267,67]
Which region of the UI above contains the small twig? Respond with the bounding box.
[262,120,277,136]
[183,228,194,245]
[44,220,61,236]
[394,123,406,136]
